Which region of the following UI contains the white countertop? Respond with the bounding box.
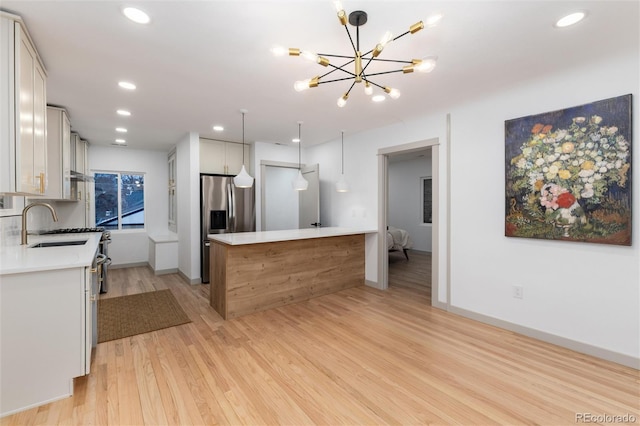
[208,227,377,246]
[148,233,179,243]
[0,233,102,275]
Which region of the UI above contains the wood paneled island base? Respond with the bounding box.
[210,233,365,319]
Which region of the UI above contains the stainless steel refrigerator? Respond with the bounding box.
[200,174,255,283]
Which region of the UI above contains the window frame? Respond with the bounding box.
[94,170,146,232]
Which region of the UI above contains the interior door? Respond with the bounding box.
[299,164,320,228]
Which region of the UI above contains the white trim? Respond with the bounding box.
[377,138,441,306]
[445,113,452,309]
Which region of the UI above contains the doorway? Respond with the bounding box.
[260,161,320,231]
[377,138,441,306]
[387,149,433,299]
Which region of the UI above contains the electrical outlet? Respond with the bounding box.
[513,285,524,299]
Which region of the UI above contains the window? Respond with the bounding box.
[95,172,145,230]
[421,176,432,224]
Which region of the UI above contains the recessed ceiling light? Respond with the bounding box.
[292,138,300,143]
[555,11,586,28]
[115,127,127,133]
[372,95,386,102]
[213,125,224,132]
[117,109,131,116]
[115,139,126,144]
[118,81,136,90]
[122,7,150,24]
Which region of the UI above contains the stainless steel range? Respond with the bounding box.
[42,227,112,293]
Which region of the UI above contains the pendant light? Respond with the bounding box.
[233,109,254,188]
[335,130,349,192]
[292,121,309,191]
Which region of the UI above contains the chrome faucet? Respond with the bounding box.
[21,202,59,245]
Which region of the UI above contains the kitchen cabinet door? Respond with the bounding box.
[199,139,226,174]
[225,142,248,175]
[40,106,71,199]
[200,139,250,175]
[0,14,47,195]
[17,22,47,194]
[0,268,85,416]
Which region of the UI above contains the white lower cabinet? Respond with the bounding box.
[0,265,95,417]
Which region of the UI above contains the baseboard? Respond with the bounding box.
[151,267,178,276]
[177,269,201,285]
[365,279,383,290]
[448,305,639,369]
[431,299,448,310]
[109,262,148,270]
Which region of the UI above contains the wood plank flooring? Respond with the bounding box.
[389,249,431,296]
[2,265,638,425]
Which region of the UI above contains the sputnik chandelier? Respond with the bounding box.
[273,1,440,108]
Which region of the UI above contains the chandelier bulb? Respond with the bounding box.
[270,46,286,56]
[364,82,373,95]
[380,31,394,47]
[385,87,401,99]
[426,14,443,27]
[294,79,311,92]
[415,56,438,73]
[333,1,343,12]
[301,50,318,63]
[337,93,349,108]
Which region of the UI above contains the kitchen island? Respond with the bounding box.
[208,227,374,319]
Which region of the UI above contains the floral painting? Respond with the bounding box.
[505,94,632,245]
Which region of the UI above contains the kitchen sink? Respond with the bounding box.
[30,240,88,248]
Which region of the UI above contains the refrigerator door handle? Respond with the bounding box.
[227,183,235,232]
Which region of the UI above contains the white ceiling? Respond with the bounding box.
[1,1,637,151]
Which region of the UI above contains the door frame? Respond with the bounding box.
[377,138,444,307]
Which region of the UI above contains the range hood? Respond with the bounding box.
[70,171,94,182]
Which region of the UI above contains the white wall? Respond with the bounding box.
[89,145,168,267]
[306,51,639,362]
[306,117,448,287]
[388,156,432,252]
[446,53,639,361]
[176,132,200,282]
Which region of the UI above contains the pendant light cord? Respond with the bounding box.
[341,131,344,174]
[298,122,302,170]
[242,111,245,164]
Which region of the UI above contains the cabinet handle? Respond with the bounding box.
[39,172,45,193]
[90,295,97,302]
[78,190,82,200]
[90,268,97,273]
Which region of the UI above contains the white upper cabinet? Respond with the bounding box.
[0,12,48,195]
[199,138,250,175]
[40,106,71,199]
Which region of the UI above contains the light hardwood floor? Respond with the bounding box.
[2,265,638,425]
[388,249,431,297]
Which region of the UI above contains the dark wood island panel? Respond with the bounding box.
[210,234,365,319]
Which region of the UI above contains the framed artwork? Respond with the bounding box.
[505,94,632,246]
